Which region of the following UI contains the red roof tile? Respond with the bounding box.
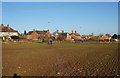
[58,33,67,35]
[0,26,18,32]
[27,30,48,35]
[70,33,80,36]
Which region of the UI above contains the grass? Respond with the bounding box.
[2,42,119,76]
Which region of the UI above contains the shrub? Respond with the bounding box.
[104,39,110,41]
[11,36,19,40]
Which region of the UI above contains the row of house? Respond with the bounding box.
[25,29,111,41]
[0,24,113,41]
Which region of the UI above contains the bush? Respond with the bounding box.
[110,38,115,41]
[11,36,19,40]
[88,38,95,41]
[104,39,110,41]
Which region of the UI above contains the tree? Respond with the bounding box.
[11,36,19,40]
[99,34,104,37]
[24,30,27,35]
[18,33,21,36]
[105,34,111,37]
[91,33,94,36]
[112,34,118,39]
[118,35,120,40]
[89,33,94,36]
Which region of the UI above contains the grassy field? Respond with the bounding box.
[2,42,119,76]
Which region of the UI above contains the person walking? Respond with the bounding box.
[50,39,52,45]
[48,40,49,44]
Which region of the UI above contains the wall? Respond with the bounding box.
[26,35,32,39]
[0,32,18,37]
[31,31,38,40]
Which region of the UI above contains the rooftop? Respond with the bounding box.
[0,24,18,32]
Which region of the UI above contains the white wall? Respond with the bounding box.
[0,32,18,37]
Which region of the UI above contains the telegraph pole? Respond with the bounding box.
[48,21,50,41]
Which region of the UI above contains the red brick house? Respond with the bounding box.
[0,24,18,40]
[99,35,111,40]
[26,29,49,40]
[54,30,81,41]
[54,30,70,40]
[69,30,81,40]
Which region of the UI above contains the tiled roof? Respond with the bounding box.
[27,31,33,35]
[99,36,111,40]
[27,30,48,35]
[0,26,18,32]
[70,33,80,36]
[58,33,67,35]
[36,31,48,34]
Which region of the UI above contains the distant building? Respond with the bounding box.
[69,30,81,40]
[53,30,70,41]
[99,35,111,40]
[0,24,18,40]
[53,30,81,41]
[26,29,49,40]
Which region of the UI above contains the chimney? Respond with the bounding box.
[33,29,35,32]
[7,24,9,27]
[56,30,58,33]
[48,29,49,34]
[62,30,64,33]
[1,24,4,27]
[72,30,73,33]
[75,30,77,33]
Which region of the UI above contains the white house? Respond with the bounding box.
[0,24,18,40]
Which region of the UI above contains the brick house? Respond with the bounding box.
[54,30,70,40]
[69,30,81,40]
[83,35,111,41]
[54,30,81,41]
[0,24,18,40]
[99,35,111,40]
[26,29,50,40]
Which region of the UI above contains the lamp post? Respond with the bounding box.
[48,21,50,41]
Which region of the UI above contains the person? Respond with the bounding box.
[48,40,49,44]
[38,36,40,40]
[50,39,52,45]
[42,38,44,42]
[13,74,21,78]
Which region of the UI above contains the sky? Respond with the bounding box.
[1,0,120,2]
[2,2,118,36]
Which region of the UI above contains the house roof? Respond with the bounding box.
[0,26,18,32]
[71,35,82,40]
[58,33,67,35]
[70,33,80,36]
[27,30,48,35]
[99,36,111,40]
